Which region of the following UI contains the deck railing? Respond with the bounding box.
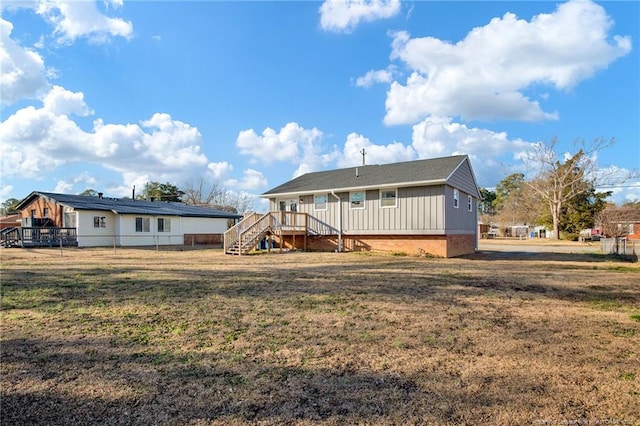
[224,211,321,254]
[1,227,78,247]
[223,213,260,253]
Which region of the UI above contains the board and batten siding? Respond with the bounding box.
[269,184,448,235]
[447,160,480,198]
[443,186,477,234]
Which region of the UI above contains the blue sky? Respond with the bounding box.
[1,0,638,210]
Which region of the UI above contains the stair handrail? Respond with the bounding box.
[237,213,275,252]
[224,212,260,253]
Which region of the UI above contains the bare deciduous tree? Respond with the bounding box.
[181,177,255,213]
[522,137,617,240]
[595,206,640,239]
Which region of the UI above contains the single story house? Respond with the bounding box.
[0,213,21,230]
[6,191,242,248]
[225,155,480,257]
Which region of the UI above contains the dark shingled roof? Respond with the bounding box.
[262,155,470,196]
[16,192,243,219]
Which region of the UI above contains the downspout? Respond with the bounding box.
[330,191,343,252]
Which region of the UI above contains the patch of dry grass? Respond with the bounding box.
[1,247,639,425]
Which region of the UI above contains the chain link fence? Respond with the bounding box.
[601,237,638,261]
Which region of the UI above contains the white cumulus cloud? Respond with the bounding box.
[0,90,208,187]
[2,0,133,45]
[43,85,94,116]
[337,132,416,168]
[319,0,400,33]
[0,18,50,105]
[384,0,632,125]
[236,122,338,179]
[37,0,133,45]
[224,169,268,191]
[208,161,234,181]
[410,116,537,186]
[355,65,397,88]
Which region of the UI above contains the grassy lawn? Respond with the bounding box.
[1,247,639,425]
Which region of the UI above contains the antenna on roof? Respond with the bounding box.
[360,148,366,166]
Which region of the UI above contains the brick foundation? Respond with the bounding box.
[273,234,476,258]
[183,234,223,245]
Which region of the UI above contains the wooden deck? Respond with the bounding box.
[1,227,78,248]
[223,212,337,255]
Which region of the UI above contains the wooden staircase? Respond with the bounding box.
[1,227,21,247]
[224,211,309,255]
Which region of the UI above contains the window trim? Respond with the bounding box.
[349,191,366,210]
[453,189,459,209]
[380,188,398,208]
[314,194,328,211]
[94,216,107,228]
[135,217,150,233]
[157,217,171,233]
[467,195,473,212]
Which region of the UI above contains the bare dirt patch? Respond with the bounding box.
[1,247,639,425]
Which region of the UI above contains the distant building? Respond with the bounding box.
[4,191,241,248]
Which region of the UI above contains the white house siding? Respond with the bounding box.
[76,210,118,247]
[118,214,182,247]
[180,217,229,234]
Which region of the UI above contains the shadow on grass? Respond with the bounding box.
[2,253,639,311]
[1,336,544,425]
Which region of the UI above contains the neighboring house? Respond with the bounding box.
[4,191,242,248]
[225,155,480,258]
[604,208,640,240]
[0,213,21,230]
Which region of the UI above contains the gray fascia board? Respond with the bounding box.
[260,179,447,198]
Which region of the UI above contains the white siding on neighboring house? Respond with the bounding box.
[76,210,118,247]
[118,214,182,247]
[181,217,230,234]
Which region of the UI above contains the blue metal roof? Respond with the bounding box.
[17,192,243,219]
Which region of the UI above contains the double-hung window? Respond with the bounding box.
[380,189,397,208]
[135,217,150,232]
[158,218,171,232]
[350,191,365,209]
[453,189,459,208]
[314,194,328,211]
